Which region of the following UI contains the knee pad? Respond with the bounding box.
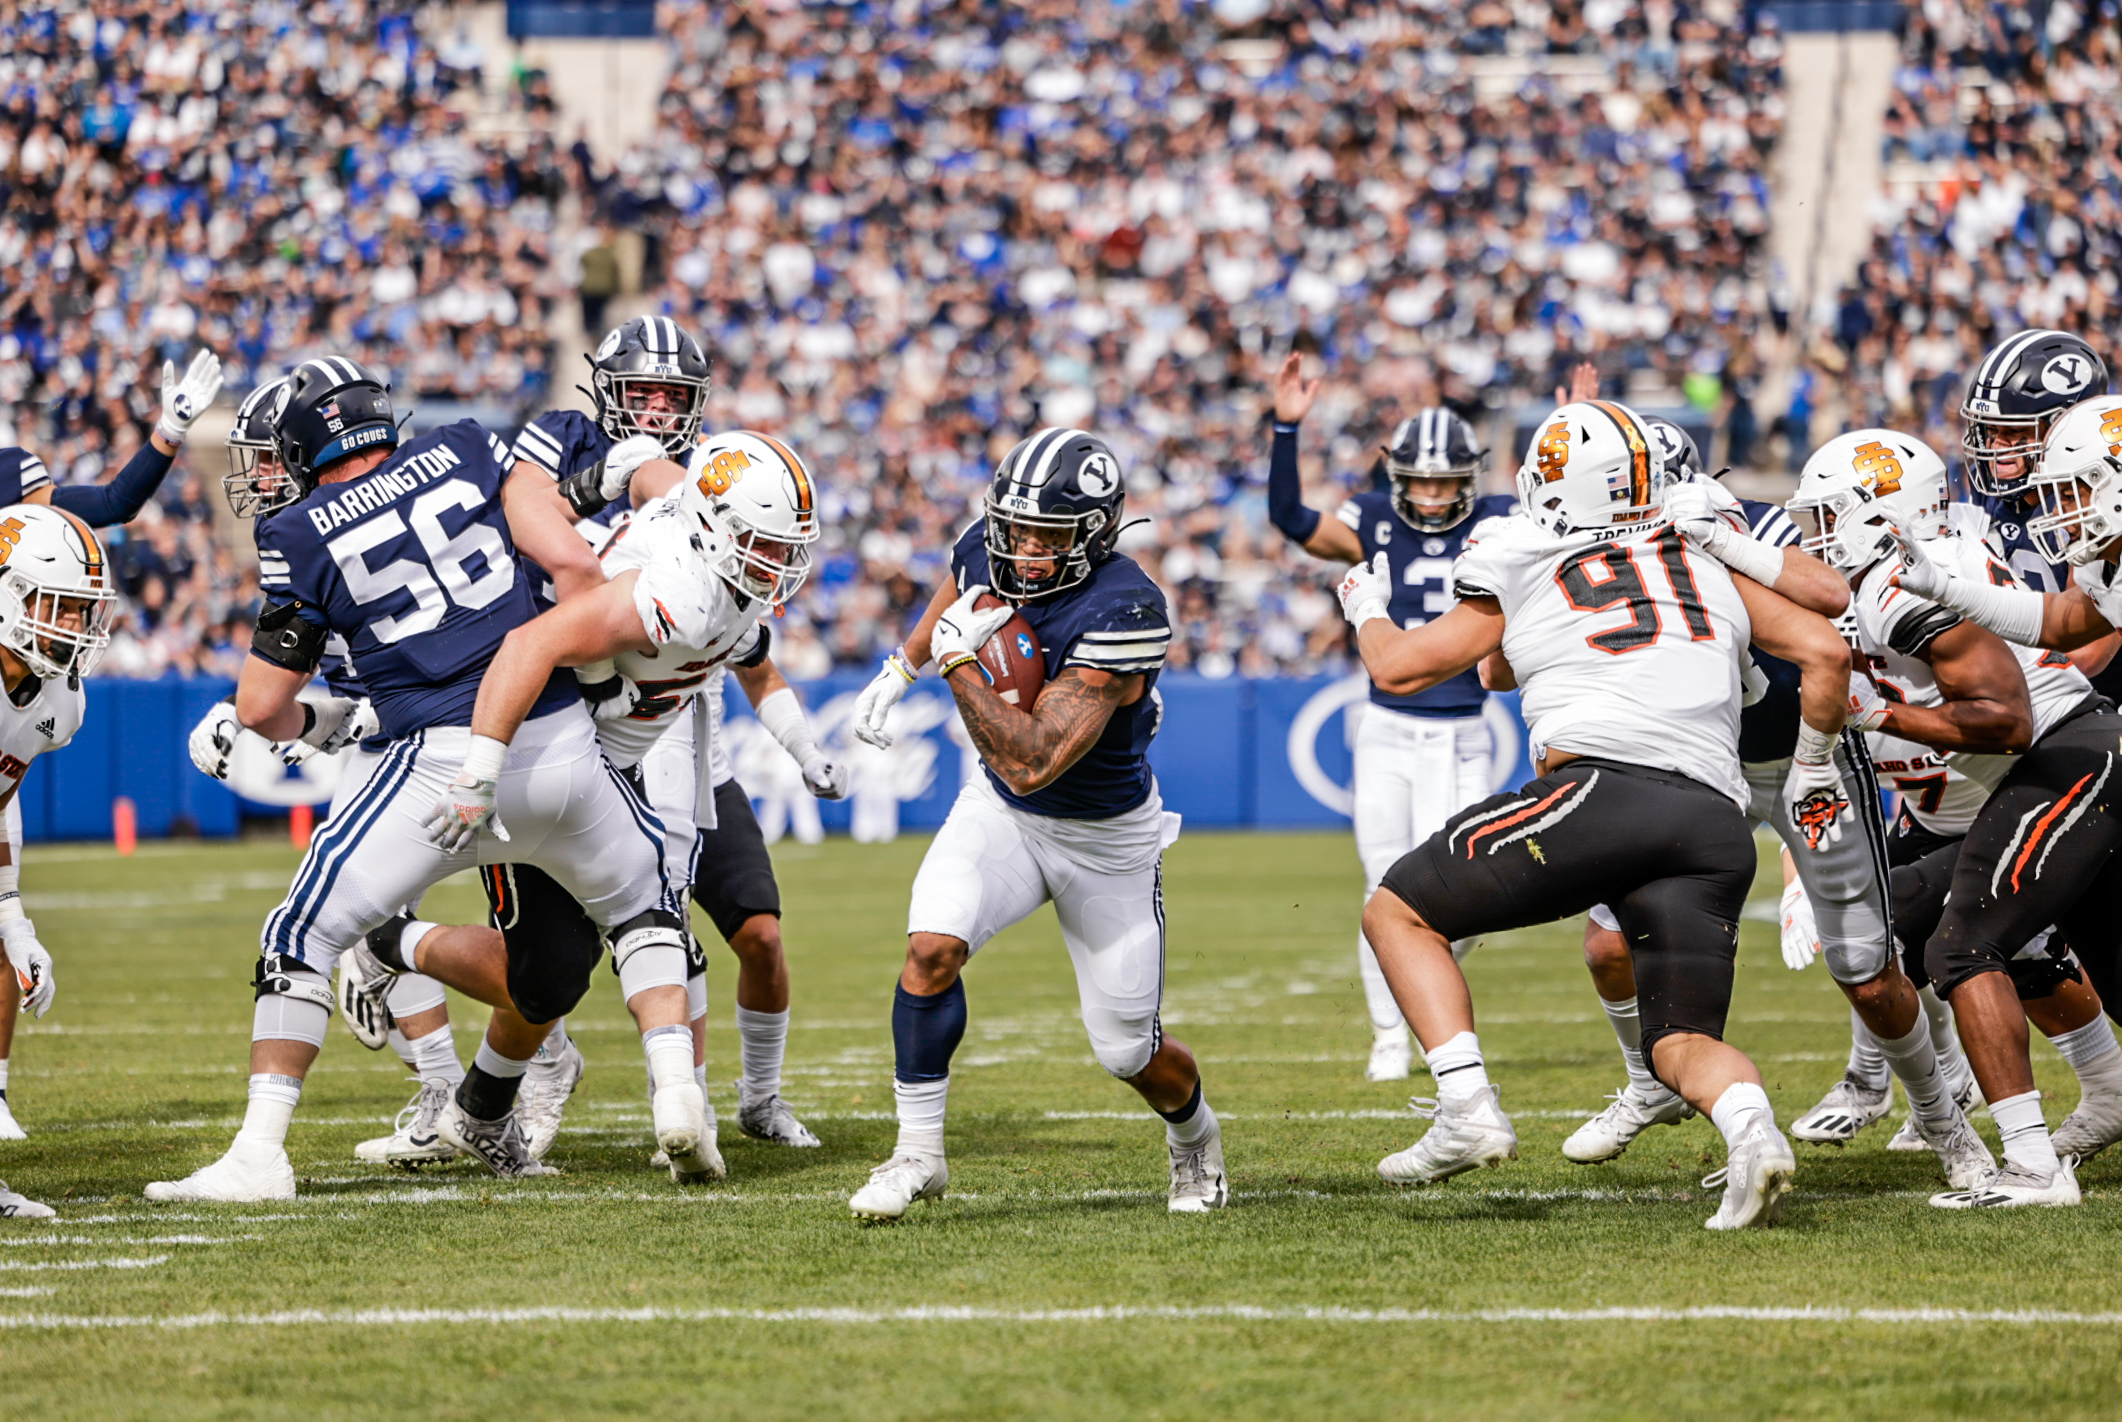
[252,954,334,1047]
[687,972,708,1023]
[611,908,689,1001]
[1089,1011,1160,1080]
[386,971,447,1017]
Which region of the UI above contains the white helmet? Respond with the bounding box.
[678,430,820,607]
[1515,401,1662,539]
[0,504,118,685]
[2028,395,2122,566]
[1788,429,1949,573]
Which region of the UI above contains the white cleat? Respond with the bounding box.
[0,1180,54,1218]
[1378,1086,1518,1185]
[0,1094,26,1141]
[1890,1077,1981,1152]
[518,1041,586,1161]
[1702,1117,1796,1230]
[737,1087,822,1148]
[849,1152,948,1221]
[1562,1085,1695,1164]
[1790,1076,1891,1145]
[335,931,403,1051]
[654,1081,725,1183]
[436,1098,557,1179]
[1930,1156,2081,1209]
[145,1146,298,1203]
[2050,1087,2122,1164]
[1168,1115,1228,1213]
[1366,1028,1413,1083]
[354,1078,460,1166]
[1917,1115,1998,1191]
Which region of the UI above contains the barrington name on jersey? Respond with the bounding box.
[302,438,492,536]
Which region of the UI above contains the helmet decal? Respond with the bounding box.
[1850,439,1905,495]
[1534,420,1571,483]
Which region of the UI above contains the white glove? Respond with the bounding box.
[1337,551,1392,629]
[930,585,1017,675]
[1662,477,1741,526]
[853,652,917,749]
[598,433,670,503]
[155,348,223,446]
[422,736,510,851]
[1880,506,1950,599]
[280,696,376,766]
[1847,681,1893,732]
[575,661,644,722]
[1779,877,1819,971]
[1784,740,1853,852]
[2,918,53,1018]
[801,753,851,800]
[188,698,242,780]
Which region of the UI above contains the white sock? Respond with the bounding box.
[1989,1089,2060,1175]
[1708,1081,1773,1148]
[535,1018,572,1064]
[0,1055,10,1096]
[1846,1010,1891,1091]
[473,1039,532,1080]
[234,1073,303,1154]
[736,1005,789,1099]
[893,1076,949,1156]
[1425,1031,1490,1107]
[1355,931,1404,1034]
[385,1027,420,1074]
[408,1024,464,1086]
[642,1024,695,1093]
[1599,995,1663,1096]
[1919,984,1976,1099]
[2048,1015,2122,1089]
[1165,1091,1218,1151]
[399,919,440,969]
[1876,1017,1952,1124]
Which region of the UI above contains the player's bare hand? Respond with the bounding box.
[1273,351,1322,424]
[1556,361,1598,407]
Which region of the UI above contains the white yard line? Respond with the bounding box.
[0,1256,169,1273]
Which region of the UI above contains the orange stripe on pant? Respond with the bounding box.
[2008,770,2098,894]
[1461,780,1579,859]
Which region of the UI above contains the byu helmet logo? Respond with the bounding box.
[1076,451,1118,498]
[2042,353,2095,396]
[595,327,624,362]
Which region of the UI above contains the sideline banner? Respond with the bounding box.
[17,674,1538,841]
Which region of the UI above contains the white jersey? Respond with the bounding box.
[2073,557,2122,629]
[0,673,82,798]
[1453,512,1750,807]
[585,498,768,770]
[1850,531,2093,809]
[1863,730,1991,836]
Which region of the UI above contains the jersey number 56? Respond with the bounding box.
[326,479,517,644]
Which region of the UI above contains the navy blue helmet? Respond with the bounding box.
[588,316,711,456]
[223,376,291,517]
[1381,407,1483,531]
[1639,414,1704,487]
[270,357,399,493]
[1961,328,2109,498]
[984,427,1126,601]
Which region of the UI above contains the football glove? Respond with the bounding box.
[1337,551,1392,630]
[852,651,918,749]
[1,918,53,1018]
[188,697,241,781]
[1784,752,1853,852]
[1779,877,1819,972]
[561,433,668,517]
[423,736,510,851]
[281,696,376,766]
[155,348,224,447]
[575,661,645,722]
[1847,681,1893,732]
[929,585,1016,678]
[1880,506,1951,600]
[801,753,851,800]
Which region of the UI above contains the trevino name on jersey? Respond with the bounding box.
[0,673,81,797]
[582,497,768,769]
[255,420,576,738]
[951,518,1170,820]
[1331,490,1517,716]
[1850,531,2093,802]
[0,447,53,506]
[1452,512,1750,807]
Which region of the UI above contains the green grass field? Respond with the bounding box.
[2,831,2121,1420]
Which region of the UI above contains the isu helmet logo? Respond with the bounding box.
[2043,352,2096,396]
[695,446,753,497]
[1534,420,1571,483]
[1850,439,1905,495]
[2100,407,2122,454]
[0,516,26,560]
[1076,451,1119,498]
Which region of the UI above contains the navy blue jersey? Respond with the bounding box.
[255,420,576,739]
[0,446,53,505]
[1332,491,1518,716]
[951,519,1170,820]
[1978,493,2068,593]
[511,408,632,530]
[252,520,366,701]
[1736,497,1806,763]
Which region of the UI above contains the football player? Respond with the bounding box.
[146,358,686,1201]
[451,430,839,1179]
[1888,395,2122,1203]
[0,503,122,1215]
[844,427,1224,1219]
[0,349,222,1141]
[1342,399,1859,1229]
[1262,354,1517,1081]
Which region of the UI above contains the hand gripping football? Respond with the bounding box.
[972,593,1046,708]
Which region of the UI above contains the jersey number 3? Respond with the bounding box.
[1555,529,1716,656]
[326,479,516,644]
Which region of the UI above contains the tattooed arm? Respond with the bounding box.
[944,662,1137,795]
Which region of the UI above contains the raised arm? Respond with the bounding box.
[1266,353,1364,562]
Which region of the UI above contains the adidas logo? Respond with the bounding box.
[33,718,53,740]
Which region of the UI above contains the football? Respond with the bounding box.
[972,592,1046,708]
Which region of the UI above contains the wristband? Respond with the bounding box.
[755,686,821,765]
[1792,720,1842,767]
[886,647,919,684]
[461,733,509,783]
[1931,575,2046,647]
[1704,526,1785,587]
[0,857,22,924]
[938,651,979,677]
[1272,421,1301,435]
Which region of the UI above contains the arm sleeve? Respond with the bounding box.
[50,441,175,526]
[1265,424,1321,545]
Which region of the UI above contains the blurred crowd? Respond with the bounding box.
[1820,0,2120,467]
